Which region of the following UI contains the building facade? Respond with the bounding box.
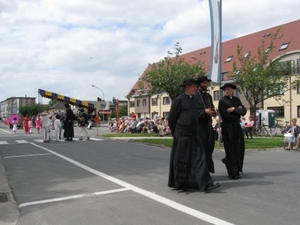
[0,97,36,118]
[127,20,300,126]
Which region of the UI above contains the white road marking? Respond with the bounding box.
[28,142,235,225]
[0,128,12,134]
[19,187,130,208]
[3,153,52,159]
[15,140,28,143]
[0,141,8,145]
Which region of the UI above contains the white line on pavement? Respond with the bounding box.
[3,153,52,159]
[19,187,130,208]
[0,128,12,134]
[29,142,234,225]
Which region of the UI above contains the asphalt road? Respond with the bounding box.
[0,123,300,225]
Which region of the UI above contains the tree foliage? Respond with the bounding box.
[231,29,296,117]
[19,104,46,117]
[110,103,128,118]
[141,42,207,100]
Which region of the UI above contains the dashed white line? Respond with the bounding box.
[29,142,235,225]
[15,140,29,143]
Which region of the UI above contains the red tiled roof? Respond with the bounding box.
[127,19,300,97]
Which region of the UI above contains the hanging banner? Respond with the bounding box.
[208,0,221,83]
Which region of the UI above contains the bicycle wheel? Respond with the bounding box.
[262,128,269,137]
[269,127,278,137]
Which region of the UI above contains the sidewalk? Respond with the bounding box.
[0,157,18,225]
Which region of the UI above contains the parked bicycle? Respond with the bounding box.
[253,122,271,137]
[270,119,290,136]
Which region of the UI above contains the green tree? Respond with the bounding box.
[19,104,46,116]
[48,99,59,107]
[141,42,207,100]
[110,104,128,118]
[231,29,297,118]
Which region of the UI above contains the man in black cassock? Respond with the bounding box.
[218,83,247,179]
[195,76,216,174]
[64,104,75,141]
[168,78,220,192]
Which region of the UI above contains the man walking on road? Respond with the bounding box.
[168,78,220,192]
[218,83,247,179]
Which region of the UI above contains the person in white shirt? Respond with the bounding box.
[40,111,50,143]
[12,118,18,134]
[54,114,62,142]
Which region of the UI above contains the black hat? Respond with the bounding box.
[196,76,212,83]
[180,78,197,87]
[65,104,70,108]
[220,83,237,90]
[79,109,84,112]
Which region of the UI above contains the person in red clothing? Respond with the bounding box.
[23,115,30,133]
[130,112,136,119]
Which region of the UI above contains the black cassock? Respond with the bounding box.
[218,96,247,177]
[168,93,211,191]
[195,90,215,173]
[64,108,75,139]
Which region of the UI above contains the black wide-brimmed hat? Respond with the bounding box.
[64,103,71,108]
[220,83,237,90]
[196,76,212,83]
[180,78,197,87]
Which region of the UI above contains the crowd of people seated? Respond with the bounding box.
[108,116,171,136]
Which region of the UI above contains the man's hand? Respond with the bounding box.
[205,108,216,117]
[226,107,235,113]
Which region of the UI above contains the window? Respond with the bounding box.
[297,58,300,74]
[163,112,169,118]
[274,60,291,75]
[279,42,289,51]
[267,83,284,97]
[267,106,284,118]
[265,47,271,53]
[221,72,228,81]
[152,98,158,106]
[137,100,140,107]
[130,101,135,107]
[225,56,233,63]
[297,82,300,94]
[142,99,146,106]
[163,97,170,105]
[298,106,300,118]
[243,51,250,58]
[213,91,220,101]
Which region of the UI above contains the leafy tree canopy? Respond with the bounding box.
[141,42,207,100]
[19,104,46,117]
[231,28,298,116]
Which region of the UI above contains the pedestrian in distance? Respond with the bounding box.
[40,110,51,143]
[77,109,90,140]
[12,118,17,134]
[54,114,61,142]
[218,83,247,180]
[63,104,75,141]
[168,78,220,192]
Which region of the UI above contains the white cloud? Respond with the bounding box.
[0,0,299,105]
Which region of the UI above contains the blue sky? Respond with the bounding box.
[0,0,299,104]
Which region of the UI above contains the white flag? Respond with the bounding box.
[208,0,221,83]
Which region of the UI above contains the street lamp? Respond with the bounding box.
[91,85,105,122]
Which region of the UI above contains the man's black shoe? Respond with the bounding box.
[221,157,227,165]
[229,175,240,180]
[205,182,220,192]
